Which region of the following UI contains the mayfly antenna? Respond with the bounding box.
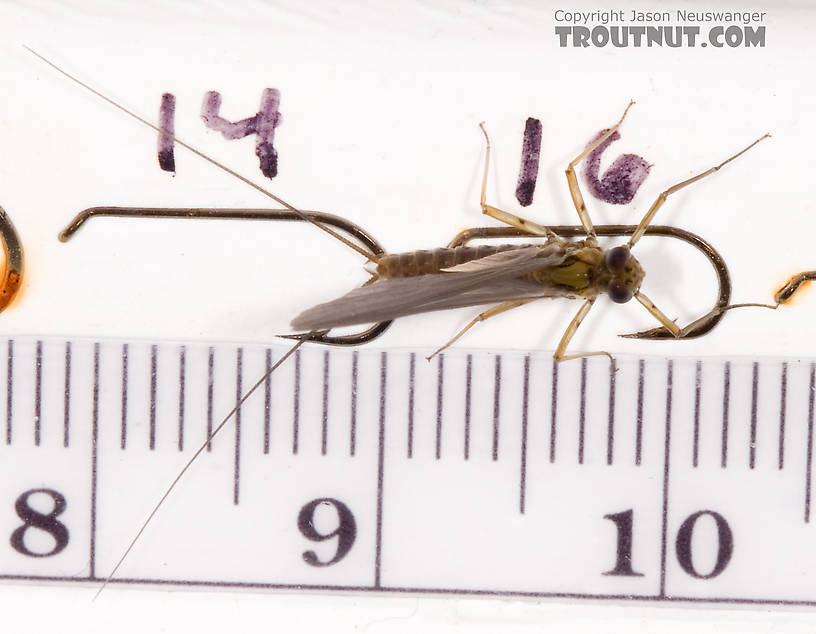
[22,47,362,595]
[92,336,311,600]
[24,46,378,263]
[623,132,771,336]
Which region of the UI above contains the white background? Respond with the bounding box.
[0,0,815,631]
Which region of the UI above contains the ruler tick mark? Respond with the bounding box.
[63,342,71,448]
[464,354,472,461]
[322,350,329,456]
[519,356,530,515]
[89,342,100,580]
[178,346,186,452]
[234,348,243,505]
[693,360,701,468]
[721,362,731,469]
[149,345,158,451]
[578,358,587,465]
[293,349,301,455]
[435,354,444,460]
[407,353,415,459]
[749,362,759,469]
[10,338,816,595]
[264,349,272,454]
[658,360,673,598]
[350,350,358,457]
[493,355,501,462]
[206,347,214,451]
[550,359,558,464]
[120,344,128,450]
[607,358,616,466]
[805,363,815,524]
[374,351,387,588]
[34,340,42,447]
[635,359,644,466]
[779,362,788,470]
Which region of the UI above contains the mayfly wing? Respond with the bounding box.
[292,244,569,330]
[292,277,559,330]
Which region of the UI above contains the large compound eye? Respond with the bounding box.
[607,279,634,304]
[605,246,630,273]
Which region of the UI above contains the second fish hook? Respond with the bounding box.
[60,206,736,344]
[0,205,23,313]
[59,206,389,345]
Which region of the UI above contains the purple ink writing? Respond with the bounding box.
[582,129,650,205]
[515,118,542,207]
[200,88,282,179]
[157,93,176,173]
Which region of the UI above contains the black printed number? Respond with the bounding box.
[675,510,733,579]
[602,509,644,576]
[10,489,69,558]
[297,498,356,567]
[603,508,733,580]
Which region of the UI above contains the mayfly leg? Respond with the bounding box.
[633,291,681,336]
[448,109,637,362]
[478,123,558,239]
[541,101,635,360]
[628,132,771,248]
[426,299,536,360]
[634,270,816,340]
[418,125,562,359]
[554,298,614,362]
[546,102,634,361]
[623,132,772,334]
[565,100,635,245]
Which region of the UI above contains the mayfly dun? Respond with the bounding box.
[28,48,777,593]
[287,111,770,362]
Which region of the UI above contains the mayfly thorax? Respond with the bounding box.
[29,48,783,593]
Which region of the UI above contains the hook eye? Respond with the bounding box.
[0,206,23,313]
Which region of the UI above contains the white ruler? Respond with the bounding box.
[0,336,813,606]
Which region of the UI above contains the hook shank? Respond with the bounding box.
[60,206,390,346]
[62,209,733,345]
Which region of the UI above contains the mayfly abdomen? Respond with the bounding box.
[377,245,526,278]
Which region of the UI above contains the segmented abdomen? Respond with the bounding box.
[376,245,526,278]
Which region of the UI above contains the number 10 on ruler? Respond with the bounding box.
[0,338,812,604]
